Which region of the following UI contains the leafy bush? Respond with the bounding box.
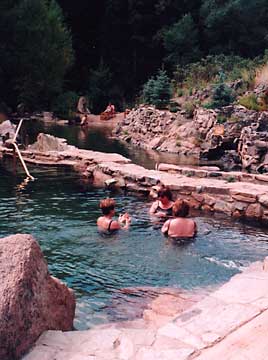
[53,91,79,119]
[169,101,180,113]
[182,101,196,118]
[177,89,184,97]
[142,70,172,108]
[173,54,268,93]
[217,115,228,124]
[238,94,261,110]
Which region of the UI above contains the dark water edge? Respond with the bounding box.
[1,164,268,329]
[23,120,203,169]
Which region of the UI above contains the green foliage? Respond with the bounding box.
[217,115,227,124]
[182,101,196,118]
[87,62,113,113]
[169,102,180,113]
[211,81,235,108]
[53,91,79,119]
[177,89,184,97]
[0,0,74,110]
[173,54,266,92]
[226,176,236,183]
[201,0,268,57]
[142,70,172,108]
[163,14,201,66]
[238,94,262,111]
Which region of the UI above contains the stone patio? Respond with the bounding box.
[23,258,268,360]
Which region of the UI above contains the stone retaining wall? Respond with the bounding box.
[2,134,268,224]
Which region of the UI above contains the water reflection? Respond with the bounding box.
[24,120,200,169]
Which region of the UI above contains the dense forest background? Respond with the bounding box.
[1,0,268,114]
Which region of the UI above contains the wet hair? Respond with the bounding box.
[158,187,173,201]
[100,198,116,215]
[172,199,189,217]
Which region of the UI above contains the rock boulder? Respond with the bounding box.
[0,234,75,360]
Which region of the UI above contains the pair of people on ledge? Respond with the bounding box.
[97,186,197,240]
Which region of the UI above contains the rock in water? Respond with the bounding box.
[0,234,75,360]
[28,133,71,152]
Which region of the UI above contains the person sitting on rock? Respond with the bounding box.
[161,199,197,240]
[104,103,115,117]
[77,96,91,125]
[97,198,131,234]
[149,187,174,218]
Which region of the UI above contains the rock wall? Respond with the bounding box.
[0,234,75,360]
[114,106,200,155]
[115,104,268,173]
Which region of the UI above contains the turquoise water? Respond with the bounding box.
[1,164,268,329]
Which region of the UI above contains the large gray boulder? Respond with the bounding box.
[28,133,71,152]
[0,234,75,360]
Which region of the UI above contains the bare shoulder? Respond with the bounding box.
[110,220,120,230]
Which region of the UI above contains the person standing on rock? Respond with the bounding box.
[77,96,91,125]
[97,198,131,234]
[149,187,174,218]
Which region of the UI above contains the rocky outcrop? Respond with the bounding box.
[28,133,72,152]
[115,104,268,173]
[114,106,200,155]
[238,113,268,173]
[0,120,16,144]
[0,234,75,360]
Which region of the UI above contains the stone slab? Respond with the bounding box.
[195,310,268,360]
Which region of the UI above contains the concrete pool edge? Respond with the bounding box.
[23,257,268,360]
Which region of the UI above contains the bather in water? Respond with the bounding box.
[97,198,131,234]
[149,187,174,218]
[161,199,197,242]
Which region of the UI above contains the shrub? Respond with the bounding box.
[142,69,172,108]
[217,115,228,124]
[226,176,236,183]
[53,91,79,119]
[182,101,196,118]
[211,82,235,108]
[169,101,180,113]
[177,89,184,97]
[238,94,261,111]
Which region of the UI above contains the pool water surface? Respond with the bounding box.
[1,165,268,329]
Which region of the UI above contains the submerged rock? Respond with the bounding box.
[0,234,75,360]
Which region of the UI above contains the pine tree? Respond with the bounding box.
[143,69,171,108]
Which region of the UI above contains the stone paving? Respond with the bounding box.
[23,258,268,360]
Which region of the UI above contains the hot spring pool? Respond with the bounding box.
[1,165,268,329]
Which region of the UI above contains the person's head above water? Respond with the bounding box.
[158,187,173,204]
[100,198,116,216]
[172,199,189,218]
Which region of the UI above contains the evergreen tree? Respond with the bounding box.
[211,73,235,108]
[0,0,73,109]
[143,69,171,108]
[87,62,113,113]
[163,14,201,66]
